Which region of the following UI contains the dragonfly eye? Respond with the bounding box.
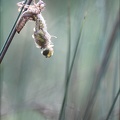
[42,49,49,57]
[42,48,53,58]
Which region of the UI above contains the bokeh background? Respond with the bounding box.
[0,0,119,120]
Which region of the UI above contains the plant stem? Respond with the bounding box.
[106,88,120,120]
[0,0,33,64]
[83,10,120,120]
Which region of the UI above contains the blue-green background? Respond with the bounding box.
[0,0,119,120]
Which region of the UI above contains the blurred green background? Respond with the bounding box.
[0,0,119,120]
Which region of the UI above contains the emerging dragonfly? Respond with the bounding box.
[16,0,56,58]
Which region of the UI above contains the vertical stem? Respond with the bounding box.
[0,0,3,119]
[59,1,87,119]
[83,10,120,120]
[105,88,120,120]
[58,0,71,119]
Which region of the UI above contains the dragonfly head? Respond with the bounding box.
[41,48,54,58]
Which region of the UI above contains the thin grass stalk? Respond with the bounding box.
[0,0,3,119]
[83,10,120,120]
[59,6,87,120]
[0,0,33,64]
[58,0,71,119]
[111,38,119,119]
[118,29,120,120]
[105,88,120,120]
[0,66,3,120]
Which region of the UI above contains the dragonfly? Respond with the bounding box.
[16,0,56,58]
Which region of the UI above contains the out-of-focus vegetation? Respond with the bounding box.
[0,0,119,120]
